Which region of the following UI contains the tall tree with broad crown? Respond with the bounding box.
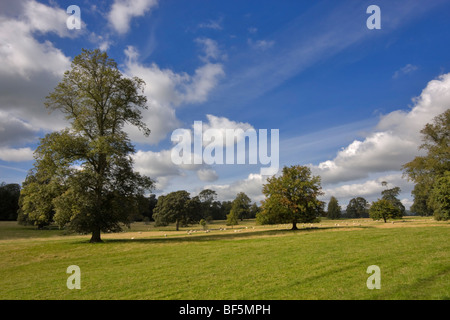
[19,49,154,242]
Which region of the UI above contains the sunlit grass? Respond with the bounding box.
[0,217,448,299]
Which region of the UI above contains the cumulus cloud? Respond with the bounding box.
[0,0,74,147]
[203,173,266,202]
[0,2,71,79]
[322,173,412,204]
[0,111,38,147]
[0,147,34,162]
[310,73,450,186]
[123,46,224,145]
[131,148,216,190]
[108,0,158,34]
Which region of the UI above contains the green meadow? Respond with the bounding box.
[0,217,448,300]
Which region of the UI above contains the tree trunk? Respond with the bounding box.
[90,227,102,243]
[176,219,179,231]
[292,221,298,230]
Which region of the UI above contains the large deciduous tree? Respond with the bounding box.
[403,109,449,220]
[258,165,323,230]
[19,49,153,242]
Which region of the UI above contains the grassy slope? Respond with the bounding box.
[0,218,449,300]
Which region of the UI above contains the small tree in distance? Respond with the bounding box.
[346,197,369,218]
[369,199,402,223]
[327,196,341,220]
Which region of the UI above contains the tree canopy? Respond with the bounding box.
[327,196,341,220]
[257,165,323,229]
[153,190,201,230]
[0,183,20,221]
[346,197,369,218]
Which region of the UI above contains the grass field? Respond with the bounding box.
[0,217,449,300]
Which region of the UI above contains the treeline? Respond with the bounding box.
[14,185,260,229]
[324,186,406,222]
[152,190,260,230]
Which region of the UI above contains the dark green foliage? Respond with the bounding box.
[326,196,341,220]
[0,183,20,221]
[428,171,450,221]
[381,187,406,217]
[153,191,201,230]
[346,197,369,218]
[403,109,450,219]
[257,165,323,229]
[369,199,402,222]
[231,192,252,221]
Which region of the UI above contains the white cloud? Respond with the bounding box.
[195,37,222,62]
[0,147,34,162]
[0,0,73,144]
[108,0,158,34]
[0,5,71,79]
[322,173,412,204]
[180,63,225,104]
[21,0,78,38]
[201,114,255,148]
[309,73,450,186]
[123,46,224,145]
[204,173,266,202]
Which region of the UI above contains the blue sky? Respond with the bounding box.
[1,0,450,208]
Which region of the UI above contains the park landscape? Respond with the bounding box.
[0,216,449,300]
[0,1,450,302]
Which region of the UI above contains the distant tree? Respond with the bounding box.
[249,203,261,219]
[132,194,158,222]
[327,196,341,220]
[199,218,207,230]
[17,168,63,229]
[218,201,232,220]
[153,191,200,230]
[346,197,369,218]
[381,187,405,217]
[0,183,20,221]
[198,189,217,221]
[369,199,402,223]
[403,109,450,219]
[428,171,450,221]
[226,208,239,227]
[410,181,434,216]
[258,165,323,230]
[231,192,252,221]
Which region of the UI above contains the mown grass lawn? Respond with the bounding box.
[0,218,448,300]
